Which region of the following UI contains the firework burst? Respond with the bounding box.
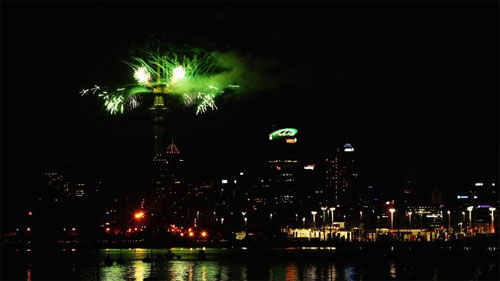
[81,48,239,115]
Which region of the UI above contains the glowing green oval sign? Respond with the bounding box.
[269,128,298,140]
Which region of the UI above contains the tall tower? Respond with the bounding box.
[146,94,169,227]
[325,143,357,210]
[150,95,168,157]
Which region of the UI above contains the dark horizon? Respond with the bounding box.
[1,1,498,225]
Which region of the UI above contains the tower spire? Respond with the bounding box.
[166,139,180,154]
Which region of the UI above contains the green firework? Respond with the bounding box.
[81,48,240,115]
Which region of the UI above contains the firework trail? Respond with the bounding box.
[81,48,240,115]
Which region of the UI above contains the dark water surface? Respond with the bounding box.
[2,247,499,280]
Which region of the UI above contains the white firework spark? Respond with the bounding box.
[195,92,218,115]
[183,93,194,106]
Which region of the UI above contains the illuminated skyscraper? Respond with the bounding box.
[152,139,185,224]
[325,157,339,206]
[267,128,300,207]
[325,143,357,211]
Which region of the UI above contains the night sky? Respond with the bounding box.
[1,2,498,216]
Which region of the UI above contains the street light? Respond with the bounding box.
[360,210,363,226]
[321,207,327,227]
[389,208,396,230]
[321,207,328,240]
[467,206,474,231]
[134,212,145,228]
[134,212,144,220]
[311,211,317,228]
[408,211,413,229]
[462,211,466,226]
[302,217,306,228]
[447,210,451,230]
[321,207,328,226]
[489,207,496,233]
[244,217,247,228]
[329,207,336,225]
[221,217,224,225]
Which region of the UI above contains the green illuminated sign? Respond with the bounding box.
[269,128,298,140]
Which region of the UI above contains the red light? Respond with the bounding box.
[405,213,409,217]
[134,212,144,219]
[134,227,138,231]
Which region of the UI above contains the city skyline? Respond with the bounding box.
[2,2,498,225]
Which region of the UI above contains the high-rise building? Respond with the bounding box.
[299,162,325,210]
[325,157,339,207]
[267,128,300,208]
[151,140,185,225]
[402,165,418,205]
[325,143,357,211]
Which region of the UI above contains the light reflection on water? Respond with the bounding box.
[13,248,499,281]
[26,266,31,281]
[388,260,397,279]
[95,251,326,281]
[344,264,358,281]
[303,263,317,280]
[285,262,298,281]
